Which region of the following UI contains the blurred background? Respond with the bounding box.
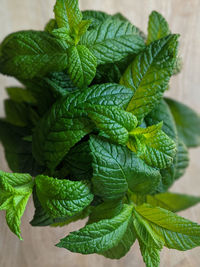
[0,0,200,266]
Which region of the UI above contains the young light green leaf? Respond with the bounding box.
[44,19,57,33]
[80,19,145,65]
[0,171,34,239]
[56,204,133,254]
[32,83,133,169]
[101,217,136,259]
[0,31,68,79]
[139,241,161,267]
[128,123,177,169]
[51,27,74,44]
[54,0,82,31]
[136,204,200,250]
[86,104,137,145]
[67,45,97,88]
[90,136,161,200]
[35,175,93,219]
[120,34,179,122]
[147,11,170,45]
[165,98,200,147]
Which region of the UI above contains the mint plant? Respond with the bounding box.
[0,1,200,266]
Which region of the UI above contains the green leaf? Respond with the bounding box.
[51,27,74,44]
[89,136,161,200]
[80,18,145,65]
[145,192,200,212]
[120,34,179,122]
[135,204,200,250]
[145,99,177,142]
[67,45,97,88]
[88,200,123,224]
[35,175,93,219]
[0,171,34,239]
[0,31,68,79]
[32,83,133,169]
[175,140,189,180]
[44,19,57,33]
[139,241,161,267]
[0,120,43,175]
[165,98,200,147]
[56,204,133,254]
[129,123,177,169]
[6,87,36,104]
[82,10,112,29]
[147,11,170,45]
[101,216,136,259]
[44,71,78,97]
[64,141,93,180]
[86,104,137,145]
[54,0,82,31]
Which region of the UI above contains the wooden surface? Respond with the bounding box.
[0,0,200,266]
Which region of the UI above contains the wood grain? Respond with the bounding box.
[0,1,200,266]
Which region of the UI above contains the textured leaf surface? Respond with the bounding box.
[86,104,137,145]
[56,204,133,254]
[67,45,97,88]
[80,19,145,65]
[35,175,93,219]
[90,136,161,200]
[32,83,133,169]
[120,34,179,122]
[6,87,36,104]
[175,140,189,180]
[147,11,170,45]
[101,217,136,259]
[54,0,82,30]
[0,31,68,79]
[129,123,176,169]
[136,204,200,250]
[0,171,34,239]
[165,98,200,147]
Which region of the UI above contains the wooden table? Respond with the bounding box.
[0,0,200,266]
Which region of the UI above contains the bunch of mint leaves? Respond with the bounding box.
[0,0,200,266]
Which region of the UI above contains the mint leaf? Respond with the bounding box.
[0,31,68,79]
[0,171,34,239]
[90,136,161,200]
[56,204,133,254]
[135,204,200,250]
[44,70,77,97]
[80,19,145,65]
[147,11,170,45]
[64,141,93,180]
[44,19,57,33]
[32,83,133,169]
[0,120,43,175]
[175,140,189,180]
[120,34,179,122]
[133,208,163,267]
[86,104,137,145]
[35,175,93,219]
[101,216,136,259]
[54,0,82,31]
[128,123,176,169]
[67,45,97,88]
[165,98,200,147]
[146,192,200,212]
[6,87,36,104]
[82,10,110,29]
[145,99,177,142]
